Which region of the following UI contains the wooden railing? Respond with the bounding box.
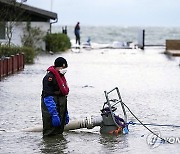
[0,54,24,80]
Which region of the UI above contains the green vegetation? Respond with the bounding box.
[0,23,71,64]
[44,33,71,52]
[0,32,71,64]
[0,45,36,64]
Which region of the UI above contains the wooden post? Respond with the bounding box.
[6,57,12,75]
[17,54,20,71]
[3,58,8,77]
[0,59,2,80]
[11,55,14,74]
[22,53,25,69]
[19,54,24,70]
[14,54,18,72]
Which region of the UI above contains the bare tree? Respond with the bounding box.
[21,21,45,50]
[0,0,28,46]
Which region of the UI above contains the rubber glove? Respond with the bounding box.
[65,111,70,125]
[52,115,61,127]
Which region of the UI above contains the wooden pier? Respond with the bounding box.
[165,50,180,57]
[165,40,180,57]
[0,54,24,81]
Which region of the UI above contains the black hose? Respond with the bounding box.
[121,101,172,144]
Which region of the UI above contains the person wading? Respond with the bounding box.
[41,57,69,136]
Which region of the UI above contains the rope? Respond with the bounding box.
[121,101,172,144]
[128,121,180,128]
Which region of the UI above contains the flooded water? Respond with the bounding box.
[0,47,180,154]
[53,26,180,45]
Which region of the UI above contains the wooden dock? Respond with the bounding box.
[165,50,180,57]
[165,40,180,57]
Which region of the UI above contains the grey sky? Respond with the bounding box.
[25,0,180,26]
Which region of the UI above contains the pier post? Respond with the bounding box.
[0,59,2,80]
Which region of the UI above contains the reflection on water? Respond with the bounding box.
[0,47,180,153]
[41,134,68,154]
[99,134,129,152]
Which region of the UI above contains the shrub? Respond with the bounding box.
[44,33,71,52]
[0,45,36,64]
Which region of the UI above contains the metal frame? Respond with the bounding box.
[103,87,127,126]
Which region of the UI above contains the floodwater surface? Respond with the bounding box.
[0,47,180,154]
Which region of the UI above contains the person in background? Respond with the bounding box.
[74,22,80,45]
[62,26,67,35]
[64,26,67,35]
[86,37,91,46]
[41,57,70,136]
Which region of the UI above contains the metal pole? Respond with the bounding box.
[50,0,53,11]
[116,87,127,123]
[104,90,119,128]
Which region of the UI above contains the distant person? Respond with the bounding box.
[41,57,70,136]
[64,26,67,35]
[83,37,91,49]
[62,27,65,34]
[62,26,67,35]
[74,22,80,45]
[86,37,91,46]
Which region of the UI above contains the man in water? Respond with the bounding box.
[41,57,70,136]
[74,22,80,46]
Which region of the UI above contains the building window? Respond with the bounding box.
[0,22,6,39]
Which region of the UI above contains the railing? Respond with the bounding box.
[0,54,24,81]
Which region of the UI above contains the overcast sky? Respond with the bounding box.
[24,0,180,27]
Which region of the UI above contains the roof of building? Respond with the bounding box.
[0,0,57,22]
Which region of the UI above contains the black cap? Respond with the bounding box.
[54,57,68,68]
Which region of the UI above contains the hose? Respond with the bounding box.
[121,101,173,144]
